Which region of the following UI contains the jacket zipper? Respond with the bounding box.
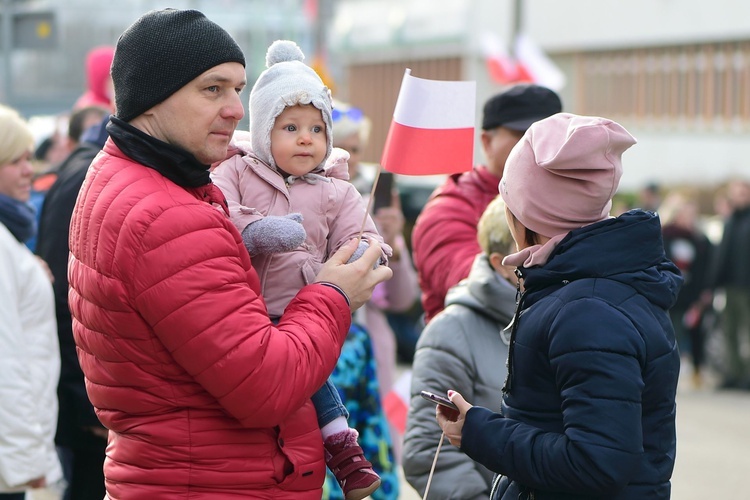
[502,269,525,394]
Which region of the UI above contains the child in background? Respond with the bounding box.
[211,40,388,500]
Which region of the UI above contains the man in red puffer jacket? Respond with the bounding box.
[67,9,391,500]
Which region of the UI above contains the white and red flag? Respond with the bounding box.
[481,32,532,85]
[380,69,476,176]
[481,32,566,92]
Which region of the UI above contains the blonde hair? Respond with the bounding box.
[331,99,372,147]
[478,195,515,256]
[0,104,34,166]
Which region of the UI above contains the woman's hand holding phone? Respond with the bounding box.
[420,390,458,410]
[432,390,472,448]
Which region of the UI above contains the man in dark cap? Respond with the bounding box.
[67,9,391,499]
[412,84,562,323]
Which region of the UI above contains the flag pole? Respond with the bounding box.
[358,163,382,241]
[422,432,445,499]
[511,0,523,59]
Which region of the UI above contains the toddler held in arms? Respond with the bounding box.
[212,40,390,500]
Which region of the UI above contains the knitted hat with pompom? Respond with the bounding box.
[249,40,333,171]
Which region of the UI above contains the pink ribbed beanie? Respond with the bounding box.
[499,113,637,238]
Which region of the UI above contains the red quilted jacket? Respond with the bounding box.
[411,165,501,323]
[68,140,351,499]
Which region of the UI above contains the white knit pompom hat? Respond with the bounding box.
[249,40,333,171]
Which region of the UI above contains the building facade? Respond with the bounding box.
[329,0,750,191]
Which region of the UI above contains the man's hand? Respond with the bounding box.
[315,238,392,311]
[436,390,473,448]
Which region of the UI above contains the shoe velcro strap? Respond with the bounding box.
[328,447,373,478]
[336,458,374,480]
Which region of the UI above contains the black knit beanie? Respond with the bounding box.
[111,9,246,122]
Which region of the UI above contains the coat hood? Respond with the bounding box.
[445,253,517,326]
[521,209,682,310]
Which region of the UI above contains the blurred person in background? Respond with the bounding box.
[35,113,111,500]
[73,45,115,112]
[637,181,662,212]
[660,191,714,388]
[65,106,110,149]
[0,103,64,499]
[33,128,71,173]
[331,99,420,399]
[710,178,750,389]
[403,195,516,499]
[713,186,734,221]
[411,84,561,324]
[437,113,681,500]
[28,105,109,252]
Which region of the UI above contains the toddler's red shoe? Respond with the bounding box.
[324,429,381,500]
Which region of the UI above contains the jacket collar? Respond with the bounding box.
[445,253,516,325]
[107,117,211,188]
[521,210,682,310]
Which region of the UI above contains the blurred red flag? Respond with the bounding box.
[380,69,476,176]
[481,32,566,91]
[303,0,318,21]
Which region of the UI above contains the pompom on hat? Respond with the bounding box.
[111,9,245,122]
[500,113,637,240]
[249,40,333,171]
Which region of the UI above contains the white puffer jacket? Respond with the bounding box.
[0,223,62,492]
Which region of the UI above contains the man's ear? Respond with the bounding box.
[480,130,492,152]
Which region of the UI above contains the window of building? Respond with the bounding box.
[578,41,750,131]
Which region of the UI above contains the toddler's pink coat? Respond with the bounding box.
[212,141,390,318]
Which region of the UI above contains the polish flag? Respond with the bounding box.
[303,0,318,21]
[513,33,566,92]
[383,369,412,435]
[380,69,475,176]
[481,32,566,92]
[481,32,533,85]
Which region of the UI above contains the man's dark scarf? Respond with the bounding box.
[107,117,211,188]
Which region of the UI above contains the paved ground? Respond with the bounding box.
[28,366,749,500]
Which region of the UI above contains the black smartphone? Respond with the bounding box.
[372,171,394,212]
[420,390,458,411]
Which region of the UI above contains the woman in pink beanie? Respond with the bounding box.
[435,113,683,499]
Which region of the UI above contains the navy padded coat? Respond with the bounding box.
[462,210,682,500]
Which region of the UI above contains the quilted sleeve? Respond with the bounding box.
[412,194,481,313]
[127,203,351,428]
[461,299,645,496]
